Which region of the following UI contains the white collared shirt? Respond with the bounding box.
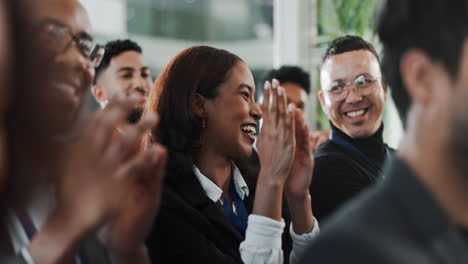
[7,187,54,254]
[6,185,82,264]
[7,186,59,264]
[193,163,249,204]
[193,164,320,264]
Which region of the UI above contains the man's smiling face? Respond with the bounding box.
[319,49,387,138]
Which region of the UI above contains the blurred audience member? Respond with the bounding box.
[299,1,468,263]
[263,66,310,111]
[93,39,153,123]
[0,0,12,196]
[310,35,394,221]
[2,0,166,263]
[145,46,319,264]
[263,65,329,150]
[0,0,18,253]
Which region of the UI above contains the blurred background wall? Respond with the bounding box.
[80,0,403,148]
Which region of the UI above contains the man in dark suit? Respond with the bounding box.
[299,0,468,263]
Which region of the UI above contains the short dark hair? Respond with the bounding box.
[377,0,468,125]
[263,66,311,94]
[322,35,380,65]
[94,39,143,83]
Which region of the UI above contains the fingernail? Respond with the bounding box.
[264,81,271,90]
[278,87,284,96]
[288,103,294,112]
[272,79,279,89]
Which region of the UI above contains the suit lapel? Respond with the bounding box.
[173,170,245,256]
[199,202,244,243]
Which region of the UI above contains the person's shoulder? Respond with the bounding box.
[313,139,335,157]
[300,186,402,263]
[314,140,353,164]
[312,141,361,177]
[302,181,422,263]
[299,226,397,264]
[159,184,203,216]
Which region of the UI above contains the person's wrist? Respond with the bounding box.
[51,203,105,239]
[285,190,310,202]
[286,194,314,235]
[27,208,94,264]
[50,207,96,241]
[258,168,288,187]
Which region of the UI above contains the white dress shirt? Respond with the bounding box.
[7,186,55,263]
[193,164,320,264]
[7,185,83,264]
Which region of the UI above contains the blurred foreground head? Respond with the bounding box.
[5,0,99,196]
[378,0,468,174]
[0,0,47,195]
[15,0,98,139]
[0,0,17,193]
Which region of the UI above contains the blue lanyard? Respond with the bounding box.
[222,179,248,236]
[329,131,392,178]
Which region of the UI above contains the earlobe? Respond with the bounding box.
[193,93,207,118]
[92,84,105,103]
[318,91,328,113]
[400,49,433,106]
[383,82,388,101]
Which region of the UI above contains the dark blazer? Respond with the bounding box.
[299,157,468,264]
[146,161,257,264]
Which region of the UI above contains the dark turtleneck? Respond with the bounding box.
[310,122,394,221]
[330,123,387,169]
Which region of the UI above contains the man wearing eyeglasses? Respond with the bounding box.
[299,0,468,262]
[3,0,166,264]
[33,3,104,135]
[309,35,394,222]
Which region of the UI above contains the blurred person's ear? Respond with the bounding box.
[92,84,106,104]
[317,91,328,114]
[400,49,435,106]
[192,93,207,118]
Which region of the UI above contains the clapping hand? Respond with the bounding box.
[54,93,166,263]
[254,79,296,221]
